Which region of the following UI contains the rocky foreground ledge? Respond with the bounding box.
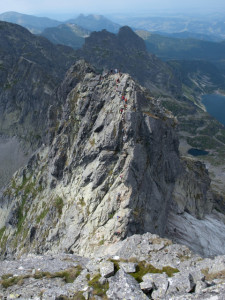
[0,233,225,299]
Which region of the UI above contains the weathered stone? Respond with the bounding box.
[209,256,225,273]
[142,272,169,298]
[195,280,208,293]
[140,280,154,292]
[107,269,148,300]
[119,262,137,273]
[167,272,195,295]
[100,261,115,278]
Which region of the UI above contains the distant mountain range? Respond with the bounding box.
[153,31,223,42]
[0,11,120,34]
[0,11,61,34]
[67,14,120,33]
[136,30,225,68]
[41,23,90,49]
[111,15,225,40]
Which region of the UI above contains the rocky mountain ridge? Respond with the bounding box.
[0,11,121,35]
[0,11,62,34]
[0,60,224,262]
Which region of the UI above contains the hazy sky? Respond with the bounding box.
[0,0,225,19]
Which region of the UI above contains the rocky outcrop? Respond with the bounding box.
[1,233,225,299]
[165,157,225,257]
[0,60,222,259]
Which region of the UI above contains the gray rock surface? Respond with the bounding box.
[100,261,115,278]
[0,233,224,299]
[119,262,137,273]
[107,268,148,300]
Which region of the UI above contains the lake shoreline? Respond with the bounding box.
[201,93,225,126]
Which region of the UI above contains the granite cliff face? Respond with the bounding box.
[0,60,222,260]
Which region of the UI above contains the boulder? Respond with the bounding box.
[107,269,148,300]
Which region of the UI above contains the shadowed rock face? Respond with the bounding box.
[0,21,78,188]
[0,61,221,259]
[0,137,29,190]
[0,21,77,148]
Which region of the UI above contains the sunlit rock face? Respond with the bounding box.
[0,60,223,259]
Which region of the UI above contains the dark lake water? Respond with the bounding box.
[202,93,225,126]
[188,148,209,156]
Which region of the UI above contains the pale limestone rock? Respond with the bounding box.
[119,262,137,273]
[107,269,148,300]
[167,272,195,295]
[100,261,114,278]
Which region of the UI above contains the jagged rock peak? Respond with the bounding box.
[117,26,146,51]
[78,28,182,95]
[0,60,182,258]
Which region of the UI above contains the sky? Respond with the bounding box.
[0,0,225,20]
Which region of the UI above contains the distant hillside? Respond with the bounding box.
[114,15,225,40]
[154,31,222,42]
[0,11,62,33]
[41,23,90,49]
[136,30,225,67]
[168,60,225,93]
[68,14,121,33]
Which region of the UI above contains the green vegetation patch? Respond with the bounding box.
[1,274,30,289]
[198,122,221,136]
[51,266,82,283]
[216,129,225,144]
[36,207,49,223]
[131,263,178,283]
[162,100,194,116]
[130,261,179,283]
[0,226,6,241]
[88,274,109,298]
[16,197,27,235]
[54,196,64,216]
[179,119,205,135]
[1,266,83,289]
[187,136,221,149]
[77,197,85,207]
